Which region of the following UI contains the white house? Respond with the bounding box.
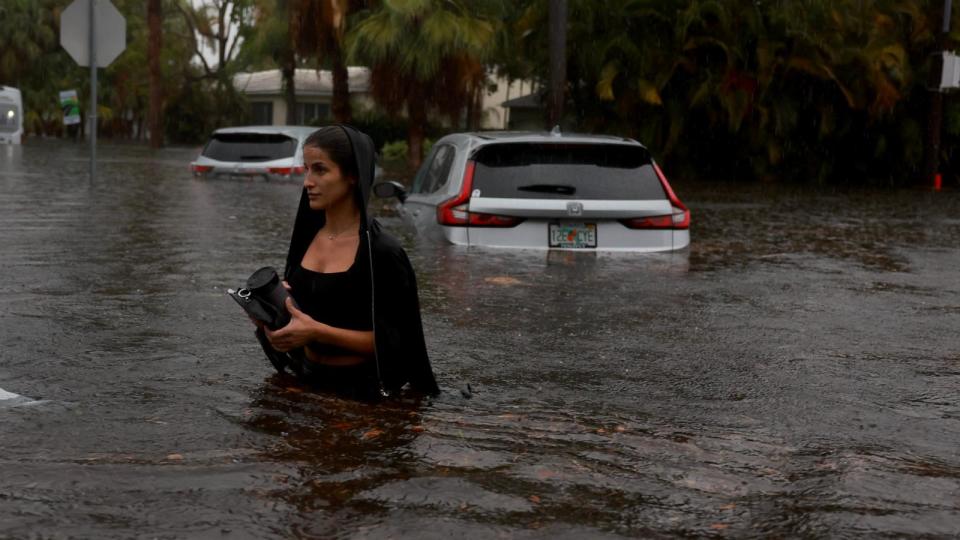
[481,77,541,130]
[234,67,537,130]
[232,67,372,125]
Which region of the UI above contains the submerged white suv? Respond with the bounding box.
[376,130,690,252]
[190,126,318,181]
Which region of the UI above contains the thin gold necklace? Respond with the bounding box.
[325,223,358,241]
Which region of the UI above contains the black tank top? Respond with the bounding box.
[287,241,373,357]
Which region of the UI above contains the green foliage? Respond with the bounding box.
[350,0,495,81]
[351,109,410,150]
[1,0,77,135]
[382,138,433,161]
[380,139,409,162]
[3,0,956,184]
[0,0,58,88]
[348,0,505,166]
[164,80,249,144]
[2,0,246,142]
[501,0,945,184]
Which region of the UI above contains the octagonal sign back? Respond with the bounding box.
[60,0,126,68]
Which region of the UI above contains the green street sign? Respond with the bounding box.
[60,90,81,126]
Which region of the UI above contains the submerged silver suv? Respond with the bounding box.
[190,125,318,181]
[377,130,690,252]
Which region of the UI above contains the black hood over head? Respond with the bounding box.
[283,124,439,397]
[285,124,376,275]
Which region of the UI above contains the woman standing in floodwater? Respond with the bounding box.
[258,125,439,400]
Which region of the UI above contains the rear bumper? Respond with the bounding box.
[207,171,303,182]
[672,229,690,250]
[443,219,688,252]
[191,167,304,182]
[191,157,304,181]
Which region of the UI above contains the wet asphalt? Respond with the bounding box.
[0,141,959,538]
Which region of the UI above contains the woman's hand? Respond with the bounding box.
[265,298,323,352]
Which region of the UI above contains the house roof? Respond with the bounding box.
[501,93,544,109]
[233,67,370,96]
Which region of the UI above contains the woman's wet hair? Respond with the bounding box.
[303,126,359,181]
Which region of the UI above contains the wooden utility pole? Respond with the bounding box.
[147,0,163,147]
[89,0,97,178]
[546,0,567,129]
[923,0,952,184]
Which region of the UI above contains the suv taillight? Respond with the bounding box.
[620,162,690,230]
[267,166,305,175]
[437,161,524,228]
[619,207,689,229]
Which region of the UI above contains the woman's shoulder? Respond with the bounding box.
[367,220,409,261]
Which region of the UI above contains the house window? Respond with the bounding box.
[251,102,273,125]
[297,102,330,125]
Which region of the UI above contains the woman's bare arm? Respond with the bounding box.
[265,298,374,356]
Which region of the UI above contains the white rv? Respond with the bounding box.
[0,86,23,144]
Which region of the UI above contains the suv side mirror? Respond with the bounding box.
[373,181,408,203]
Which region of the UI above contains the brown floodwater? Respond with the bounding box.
[1,140,959,538]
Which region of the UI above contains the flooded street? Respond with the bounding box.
[1,141,959,538]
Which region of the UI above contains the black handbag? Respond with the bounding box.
[228,267,306,376]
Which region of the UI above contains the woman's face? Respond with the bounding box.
[303,145,355,211]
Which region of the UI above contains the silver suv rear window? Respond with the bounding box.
[472,143,666,200]
[202,132,297,162]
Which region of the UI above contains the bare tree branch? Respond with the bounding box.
[175,1,216,78]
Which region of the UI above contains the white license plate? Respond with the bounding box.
[549,222,597,248]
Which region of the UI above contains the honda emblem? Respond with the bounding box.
[566,202,583,216]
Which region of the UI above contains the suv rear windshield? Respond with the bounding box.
[201,132,297,162]
[472,143,666,200]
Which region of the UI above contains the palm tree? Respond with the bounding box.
[511,0,929,181]
[247,0,298,124]
[0,0,57,87]
[291,0,365,124]
[348,0,499,169]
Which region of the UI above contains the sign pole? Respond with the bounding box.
[60,0,126,178]
[924,0,953,186]
[89,0,97,181]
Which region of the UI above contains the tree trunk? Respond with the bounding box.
[283,61,297,125]
[331,40,352,124]
[470,84,484,130]
[546,0,567,129]
[284,3,297,125]
[407,94,427,171]
[465,86,477,130]
[147,0,163,148]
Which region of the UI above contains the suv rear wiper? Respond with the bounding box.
[239,155,271,161]
[517,184,577,195]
